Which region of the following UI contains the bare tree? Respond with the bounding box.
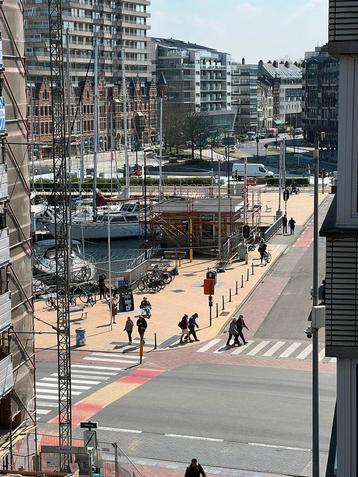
[183,108,208,160]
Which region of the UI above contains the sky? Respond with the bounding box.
[150,0,329,63]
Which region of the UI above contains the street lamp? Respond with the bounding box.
[143,151,148,259]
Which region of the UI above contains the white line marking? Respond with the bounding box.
[36,409,51,415]
[319,349,326,361]
[51,373,109,381]
[36,388,82,396]
[92,352,140,361]
[296,344,312,360]
[37,382,90,391]
[263,341,285,357]
[247,341,270,356]
[70,368,116,376]
[99,426,142,434]
[41,377,101,385]
[165,434,224,443]
[36,394,59,401]
[279,342,301,358]
[330,358,336,363]
[197,338,221,353]
[71,364,123,372]
[36,402,58,408]
[83,357,139,365]
[231,341,254,355]
[248,442,310,452]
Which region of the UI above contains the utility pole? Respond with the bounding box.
[217,157,222,260]
[121,49,130,198]
[277,143,283,219]
[159,95,163,199]
[93,35,98,221]
[144,151,148,259]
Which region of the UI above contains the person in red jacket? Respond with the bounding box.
[185,459,206,477]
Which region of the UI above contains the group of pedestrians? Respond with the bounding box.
[226,315,249,347]
[282,214,296,235]
[178,313,200,344]
[123,315,148,345]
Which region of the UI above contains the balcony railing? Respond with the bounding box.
[0,164,7,202]
[0,355,13,398]
[0,228,10,268]
[0,292,11,334]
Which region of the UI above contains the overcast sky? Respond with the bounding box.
[150,0,328,63]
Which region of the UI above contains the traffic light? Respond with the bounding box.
[243,224,250,239]
[283,188,290,202]
[320,169,326,178]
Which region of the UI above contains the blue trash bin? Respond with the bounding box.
[76,327,86,347]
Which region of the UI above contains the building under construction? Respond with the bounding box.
[0,1,35,470]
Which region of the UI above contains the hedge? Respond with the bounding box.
[266,177,310,186]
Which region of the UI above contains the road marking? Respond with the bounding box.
[165,434,224,443]
[36,388,82,396]
[197,338,221,353]
[41,377,101,385]
[92,352,140,361]
[71,364,123,372]
[263,341,285,357]
[319,349,326,361]
[247,341,270,356]
[279,342,301,358]
[36,409,51,415]
[36,402,58,408]
[51,373,109,381]
[248,442,310,452]
[296,344,312,360]
[36,394,59,401]
[37,381,91,391]
[99,426,142,434]
[70,369,116,376]
[231,341,254,355]
[83,357,139,365]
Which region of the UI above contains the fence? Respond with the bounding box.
[263,214,282,242]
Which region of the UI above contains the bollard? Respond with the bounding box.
[247,268,250,281]
[236,281,238,295]
[154,332,157,350]
[252,262,254,275]
[241,275,244,288]
[216,303,219,318]
[139,339,144,364]
[229,288,232,302]
[222,295,225,310]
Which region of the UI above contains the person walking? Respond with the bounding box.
[288,217,296,234]
[98,274,106,300]
[258,239,267,265]
[140,296,152,318]
[124,317,134,345]
[226,318,240,347]
[185,459,206,477]
[282,214,288,234]
[110,301,117,324]
[178,314,190,344]
[236,314,249,345]
[188,313,200,342]
[136,315,147,343]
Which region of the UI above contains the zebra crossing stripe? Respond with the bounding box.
[197,339,221,353]
[83,357,139,364]
[36,388,82,396]
[231,341,254,355]
[247,341,270,356]
[41,377,101,385]
[279,342,301,358]
[92,352,140,360]
[71,364,123,372]
[36,394,59,401]
[36,409,51,415]
[38,381,91,391]
[36,402,58,408]
[263,341,285,357]
[296,344,312,360]
[51,373,109,381]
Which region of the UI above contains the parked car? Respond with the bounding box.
[232,163,274,179]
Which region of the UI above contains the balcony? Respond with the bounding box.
[0,292,11,334]
[0,229,9,268]
[0,355,13,398]
[0,164,7,202]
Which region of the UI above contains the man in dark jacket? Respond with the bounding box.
[282,214,288,234]
[188,313,200,342]
[185,459,206,477]
[236,314,249,345]
[289,217,296,234]
[136,316,147,342]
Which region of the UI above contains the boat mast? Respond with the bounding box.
[93,35,99,221]
[121,48,130,198]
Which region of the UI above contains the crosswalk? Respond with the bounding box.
[197,338,336,363]
[36,351,144,421]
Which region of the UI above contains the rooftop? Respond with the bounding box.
[260,61,302,79]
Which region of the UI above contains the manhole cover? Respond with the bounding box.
[220,312,230,316]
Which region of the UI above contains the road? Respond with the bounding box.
[36,196,335,477]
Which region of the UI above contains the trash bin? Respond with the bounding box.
[75,327,86,347]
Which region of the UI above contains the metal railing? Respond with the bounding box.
[263,214,282,242]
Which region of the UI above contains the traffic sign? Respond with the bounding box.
[204,278,215,295]
[283,189,290,202]
[80,420,98,430]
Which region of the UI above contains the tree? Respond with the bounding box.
[163,102,186,153]
[183,108,208,160]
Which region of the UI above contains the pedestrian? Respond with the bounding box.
[282,214,288,234]
[178,314,190,344]
[185,459,206,477]
[136,315,147,343]
[124,317,133,344]
[98,274,106,300]
[110,301,117,324]
[188,313,200,342]
[226,318,240,346]
[236,314,248,345]
[288,217,296,234]
[140,296,152,318]
[258,239,267,265]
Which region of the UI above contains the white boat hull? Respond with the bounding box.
[45,221,141,241]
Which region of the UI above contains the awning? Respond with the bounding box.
[273,119,285,126]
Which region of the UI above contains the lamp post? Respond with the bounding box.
[217,156,222,261]
[144,151,148,259]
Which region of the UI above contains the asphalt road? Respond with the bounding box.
[89,363,335,477]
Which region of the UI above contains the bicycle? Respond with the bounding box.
[263,250,272,264]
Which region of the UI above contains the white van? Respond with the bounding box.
[232,163,274,179]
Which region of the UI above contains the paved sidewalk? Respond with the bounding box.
[34,191,327,354]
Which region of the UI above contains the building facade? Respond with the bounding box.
[257,78,273,131]
[231,60,258,134]
[0,1,34,469]
[258,60,302,127]
[302,45,339,148]
[151,38,232,114]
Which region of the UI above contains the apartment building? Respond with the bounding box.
[151,38,235,130]
[257,78,273,131]
[0,1,34,469]
[302,45,339,148]
[231,60,258,133]
[258,60,302,127]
